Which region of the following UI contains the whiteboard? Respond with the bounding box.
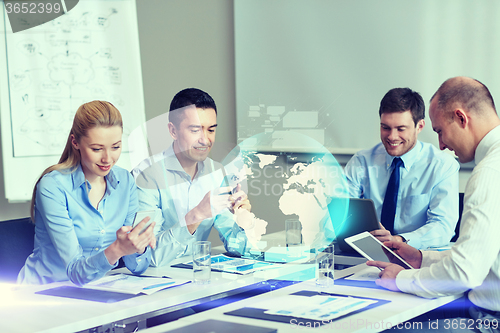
[234,0,500,154]
[0,0,145,202]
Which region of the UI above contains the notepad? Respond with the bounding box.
[35,274,191,303]
[84,274,190,295]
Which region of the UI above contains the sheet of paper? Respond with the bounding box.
[262,294,377,321]
[344,265,381,281]
[85,274,190,295]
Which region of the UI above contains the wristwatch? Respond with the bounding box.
[397,235,408,243]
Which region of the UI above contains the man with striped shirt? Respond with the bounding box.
[368,77,500,332]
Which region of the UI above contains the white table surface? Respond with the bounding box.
[141,266,459,333]
[0,231,456,333]
[0,253,320,333]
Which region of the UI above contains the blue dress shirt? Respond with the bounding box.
[134,145,248,267]
[344,141,460,249]
[18,164,151,285]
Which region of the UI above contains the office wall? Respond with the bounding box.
[0,1,471,251]
[234,0,500,154]
[136,0,236,246]
[0,0,237,222]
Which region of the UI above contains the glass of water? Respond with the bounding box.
[193,241,211,284]
[316,246,334,287]
[285,219,302,257]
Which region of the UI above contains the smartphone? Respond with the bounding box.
[345,231,414,270]
[219,174,239,195]
[132,210,156,234]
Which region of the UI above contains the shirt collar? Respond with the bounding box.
[71,163,119,191]
[72,164,86,190]
[385,140,422,171]
[163,144,207,177]
[474,125,500,164]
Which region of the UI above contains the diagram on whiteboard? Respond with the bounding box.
[5,1,144,157]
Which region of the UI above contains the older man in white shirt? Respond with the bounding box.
[368,76,500,332]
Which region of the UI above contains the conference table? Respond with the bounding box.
[141,275,456,333]
[0,235,459,333]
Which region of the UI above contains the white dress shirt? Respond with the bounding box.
[396,125,500,311]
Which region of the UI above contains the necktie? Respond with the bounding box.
[381,157,404,234]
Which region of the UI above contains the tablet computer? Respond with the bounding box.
[345,231,413,270]
[328,198,380,252]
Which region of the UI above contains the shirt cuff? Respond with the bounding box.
[94,250,117,271]
[124,246,151,273]
[138,245,151,258]
[180,223,195,238]
[401,232,420,249]
[395,268,419,293]
[135,246,151,269]
[421,250,446,267]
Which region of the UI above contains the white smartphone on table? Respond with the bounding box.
[345,231,414,270]
[131,210,156,234]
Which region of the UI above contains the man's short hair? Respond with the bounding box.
[432,78,496,116]
[169,88,217,126]
[379,88,425,126]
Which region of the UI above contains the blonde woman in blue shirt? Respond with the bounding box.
[18,101,156,285]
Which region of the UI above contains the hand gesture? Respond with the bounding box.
[105,217,156,265]
[365,261,405,291]
[118,217,156,254]
[185,187,233,234]
[380,241,422,269]
[229,184,251,213]
[370,223,404,243]
[130,217,157,250]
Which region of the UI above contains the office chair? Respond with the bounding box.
[0,217,35,282]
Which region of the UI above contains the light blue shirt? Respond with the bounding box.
[134,146,248,267]
[344,141,460,249]
[18,164,151,285]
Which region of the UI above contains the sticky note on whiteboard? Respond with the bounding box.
[267,106,285,116]
[283,111,318,128]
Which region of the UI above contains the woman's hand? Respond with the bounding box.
[105,217,156,264]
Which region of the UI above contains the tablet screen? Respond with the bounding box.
[351,236,412,269]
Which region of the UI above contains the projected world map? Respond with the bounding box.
[222,132,349,252]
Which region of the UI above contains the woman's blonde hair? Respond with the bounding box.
[30,101,123,222]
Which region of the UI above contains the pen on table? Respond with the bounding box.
[143,281,175,290]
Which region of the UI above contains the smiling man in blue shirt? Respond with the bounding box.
[344,88,460,249]
[134,88,252,266]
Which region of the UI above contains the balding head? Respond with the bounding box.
[431,76,496,118]
[429,77,500,163]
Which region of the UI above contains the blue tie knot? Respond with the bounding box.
[392,157,404,169]
[381,157,404,234]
